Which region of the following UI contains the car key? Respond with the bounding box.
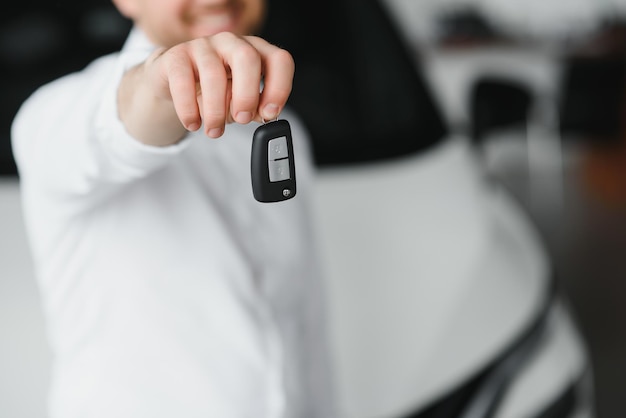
[251,119,296,203]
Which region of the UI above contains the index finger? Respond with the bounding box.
[245,36,295,122]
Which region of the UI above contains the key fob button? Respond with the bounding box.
[268,159,291,182]
[268,136,289,159]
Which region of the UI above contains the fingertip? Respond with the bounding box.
[207,127,223,138]
[261,104,280,121]
[187,122,200,132]
[235,111,253,124]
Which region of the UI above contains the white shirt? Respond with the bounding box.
[12,29,335,418]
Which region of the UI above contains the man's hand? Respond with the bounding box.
[118,32,295,146]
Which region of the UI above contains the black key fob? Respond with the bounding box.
[251,119,296,203]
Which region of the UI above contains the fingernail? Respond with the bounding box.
[187,122,200,131]
[236,111,252,124]
[262,104,279,120]
[208,128,222,138]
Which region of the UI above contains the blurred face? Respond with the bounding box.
[113,0,266,47]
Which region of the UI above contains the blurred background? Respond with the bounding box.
[2,0,626,416]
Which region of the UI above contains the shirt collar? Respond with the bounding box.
[121,27,159,54]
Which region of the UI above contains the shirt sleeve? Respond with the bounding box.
[11,49,192,212]
[93,50,193,177]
